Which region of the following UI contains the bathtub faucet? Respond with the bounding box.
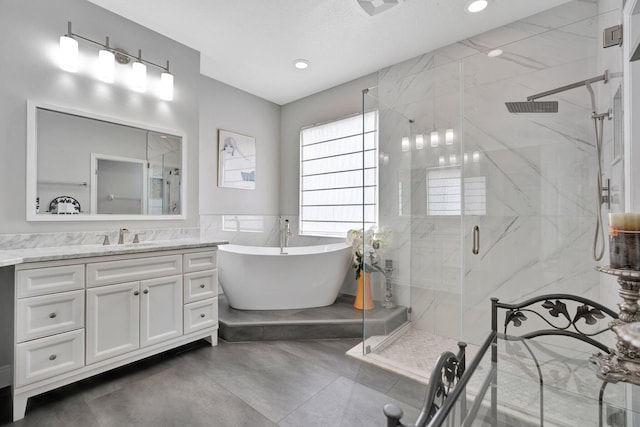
[279,218,292,254]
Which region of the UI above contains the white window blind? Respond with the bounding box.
[300,111,378,237]
[427,168,486,216]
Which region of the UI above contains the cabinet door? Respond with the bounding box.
[86,281,140,364]
[140,275,183,348]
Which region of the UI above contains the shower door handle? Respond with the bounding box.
[472,225,480,255]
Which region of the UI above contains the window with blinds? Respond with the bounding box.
[300,111,378,237]
[427,168,486,216]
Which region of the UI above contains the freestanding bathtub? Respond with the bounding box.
[218,242,352,310]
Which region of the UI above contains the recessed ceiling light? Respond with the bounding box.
[467,0,488,13]
[487,49,503,57]
[294,59,309,70]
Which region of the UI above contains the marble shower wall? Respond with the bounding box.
[374,0,622,344]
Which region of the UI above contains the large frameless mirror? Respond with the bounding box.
[26,102,186,221]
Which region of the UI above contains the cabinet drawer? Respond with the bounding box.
[183,251,217,273]
[17,290,84,343]
[87,254,182,287]
[184,298,217,334]
[16,264,84,298]
[184,270,217,303]
[15,329,84,387]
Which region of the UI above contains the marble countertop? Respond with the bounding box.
[0,238,228,267]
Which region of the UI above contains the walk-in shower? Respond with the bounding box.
[355,5,623,405]
[505,70,611,261]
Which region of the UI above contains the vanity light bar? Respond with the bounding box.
[58,21,174,101]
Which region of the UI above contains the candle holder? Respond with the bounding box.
[382,259,396,309]
[592,266,640,384]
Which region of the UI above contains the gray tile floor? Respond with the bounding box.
[0,338,425,426]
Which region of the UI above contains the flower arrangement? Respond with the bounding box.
[346,226,391,280]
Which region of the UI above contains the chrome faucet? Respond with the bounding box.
[279,218,292,254]
[118,228,129,244]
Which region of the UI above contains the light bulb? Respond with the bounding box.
[160,71,174,101]
[415,134,424,150]
[430,131,439,148]
[473,151,480,162]
[449,154,457,165]
[59,35,78,72]
[97,49,115,83]
[439,155,445,166]
[445,128,454,145]
[131,61,147,92]
[467,0,488,13]
[401,137,410,152]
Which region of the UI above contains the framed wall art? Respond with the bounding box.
[218,129,256,190]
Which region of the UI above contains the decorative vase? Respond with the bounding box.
[354,271,374,310]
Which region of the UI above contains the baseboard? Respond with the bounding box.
[0,364,10,388]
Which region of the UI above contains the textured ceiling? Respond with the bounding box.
[87,0,570,105]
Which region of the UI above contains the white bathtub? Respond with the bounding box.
[218,242,352,310]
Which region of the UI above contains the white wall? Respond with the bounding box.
[0,0,201,233]
[199,75,281,216]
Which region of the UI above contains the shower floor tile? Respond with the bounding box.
[218,294,408,342]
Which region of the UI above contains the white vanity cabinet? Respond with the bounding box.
[85,254,184,364]
[86,275,183,363]
[14,264,86,389]
[12,246,219,422]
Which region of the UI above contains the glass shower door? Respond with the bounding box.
[460,6,621,346]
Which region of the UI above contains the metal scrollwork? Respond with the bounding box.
[574,304,605,326]
[504,299,611,339]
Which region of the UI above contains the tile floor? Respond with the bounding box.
[0,338,426,427]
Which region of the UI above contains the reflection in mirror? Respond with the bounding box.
[29,104,184,220]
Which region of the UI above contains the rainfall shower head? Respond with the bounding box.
[505,101,558,113]
[505,70,608,114]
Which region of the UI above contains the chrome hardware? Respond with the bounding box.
[602,178,611,209]
[118,228,129,244]
[279,217,292,255]
[603,24,623,49]
[200,284,205,289]
[200,313,206,318]
[132,232,145,243]
[143,289,149,294]
[97,234,110,245]
[49,313,57,319]
[49,354,57,361]
[472,225,480,255]
[133,290,139,296]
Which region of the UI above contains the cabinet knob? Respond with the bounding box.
[199,284,205,289]
[143,289,149,294]
[49,312,57,319]
[134,291,139,296]
[49,354,57,361]
[200,313,206,318]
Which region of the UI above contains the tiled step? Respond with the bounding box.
[218,294,408,342]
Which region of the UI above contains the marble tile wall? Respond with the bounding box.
[372,0,621,345]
